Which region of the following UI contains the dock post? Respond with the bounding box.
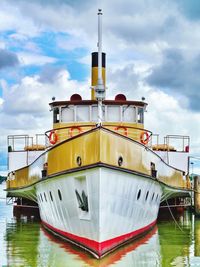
[194,175,200,216]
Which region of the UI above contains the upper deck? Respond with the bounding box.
[50,94,146,125]
[46,94,149,145]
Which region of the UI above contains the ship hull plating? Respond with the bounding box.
[36,167,161,257]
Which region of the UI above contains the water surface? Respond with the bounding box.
[1,182,200,266]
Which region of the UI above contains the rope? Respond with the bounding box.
[165,199,184,233]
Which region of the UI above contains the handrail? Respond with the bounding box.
[103,123,152,134]
[151,134,190,152]
[45,124,152,147]
[7,134,46,152]
[45,124,152,135]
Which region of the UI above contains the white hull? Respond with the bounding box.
[36,167,162,257]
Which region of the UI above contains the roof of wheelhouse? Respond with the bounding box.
[49,94,147,107]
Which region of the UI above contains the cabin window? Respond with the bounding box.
[76,106,90,122]
[91,105,105,122]
[61,106,74,122]
[137,107,144,123]
[122,106,136,122]
[91,105,98,121]
[107,106,120,122]
[53,108,60,123]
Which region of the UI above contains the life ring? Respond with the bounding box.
[69,126,82,138]
[114,126,128,136]
[140,131,149,145]
[49,130,58,145]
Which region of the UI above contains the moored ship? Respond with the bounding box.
[6,10,192,258]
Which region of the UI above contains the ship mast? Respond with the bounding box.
[95,9,105,125]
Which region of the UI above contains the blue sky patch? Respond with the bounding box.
[177,0,200,20]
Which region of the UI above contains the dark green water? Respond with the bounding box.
[1,182,200,267]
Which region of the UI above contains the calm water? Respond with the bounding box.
[1,182,200,267]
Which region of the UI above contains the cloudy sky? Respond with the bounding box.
[1,0,200,175]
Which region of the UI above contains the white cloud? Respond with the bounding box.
[0,67,90,133]
[0,69,89,167]
[0,1,41,37]
[1,0,200,68]
[104,60,200,157]
[57,35,88,51]
[145,89,200,155]
[2,70,78,115]
[0,42,6,49]
[18,52,57,66]
[0,98,3,106]
[1,0,200,174]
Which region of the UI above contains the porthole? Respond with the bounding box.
[49,191,53,201]
[137,189,141,200]
[145,191,149,201]
[40,193,43,202]
[58,189,62,201]
[77,156,82,166]
[118,156,123,166]
[44,192,47,202]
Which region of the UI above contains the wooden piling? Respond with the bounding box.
[194,175,200,216]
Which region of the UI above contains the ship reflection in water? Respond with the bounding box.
[4,211,200,267]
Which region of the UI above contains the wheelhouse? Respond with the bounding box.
[50,94,146,125]
[47,94,148,144]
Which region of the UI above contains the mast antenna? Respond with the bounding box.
[95,8,105,125]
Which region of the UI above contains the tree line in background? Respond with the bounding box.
[0,176,6,184]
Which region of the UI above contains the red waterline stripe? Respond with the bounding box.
[42,219,157,256]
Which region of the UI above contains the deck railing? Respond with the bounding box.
[45,124,153,147]
[8,134,46,152]
[151,134,190,152]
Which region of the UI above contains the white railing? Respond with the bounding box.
[151,134,190,152]
[8,134,46,152]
